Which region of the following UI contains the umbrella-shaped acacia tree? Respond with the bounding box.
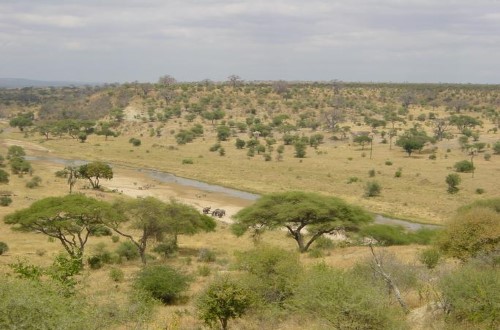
[232,191,372,252]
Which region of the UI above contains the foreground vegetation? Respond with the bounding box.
[0,80,499,329]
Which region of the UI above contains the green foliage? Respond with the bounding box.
[364,181,381,197]
[25,175,42,188]
[217,125,231,141]
[368,169,376,177]
[437,202,500,261]
[9,113,34,131]
[4,194,120,260]
[182,158,194,164]
[175,129,195,144]
[446,173,461,194]
[232,191,372,252]
[454,159,475,173]
[8,258,43,280]
[129,137,142,146]
[0,168,9,183]
[7,145,26,159]
[0,241,9,255]
[197,276,253,330]
[353,134,372,149]
[0,196,12,206]
[209,142,221,152]
[361,225,438,246]
[293,140,307,158]
[109,268,125,282]
[9,156,32,174]
[134,265,190,304]
[235,138,246,149]
[291,264,407,330]
[418,248,441,269]
[78,161,113,189]
[116,241,140,261]
[153,240,177,258]
[396,128,431,156]
[235,246,302,306]
[440,265,499,328]
[493,141,500,154]
[0,277,99,329]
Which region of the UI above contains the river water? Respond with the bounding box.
[26,155,440,231]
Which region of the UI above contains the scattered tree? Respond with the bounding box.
[446,173,461,194]
[78,161,113,189]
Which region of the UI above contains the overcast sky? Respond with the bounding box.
[1,0,499,84]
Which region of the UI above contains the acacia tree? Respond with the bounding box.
[232,191,372,252]
[4,194,120,261]
[110,197,215,264]
[78,161,113,189]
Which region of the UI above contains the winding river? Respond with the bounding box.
[26,155,441,231]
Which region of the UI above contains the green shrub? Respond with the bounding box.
[454,160,474,173]
[116,241,140,261]
[129,138,141,146]
[385,160,393,166]
[364,181,381,197]
[153,241,177,258]
[291,264,406,329]
[361,224,410,245]
[394,168,402,178]
[0,277,99,329]
[111,235,120,243]
[476,188,485,194]
[209,143,221,152]
[25,176,42,189]
[109,268,124,282]
[0,241,9,255]
[484,153,491,161]
[89,225,112,237]
[54,169,68,178]
[0,196,12,206]
[368,169,376,177]
[446,173,461,194]
[87,255,104,269]
[182,158,194,164]
[197,276,253,330]
[313,236,335,250]
[440,265,499,328]
[134,265,190,304]
[347,176,359,184]
[0,169,9,183]
[418,248,441,269]
[197,265,211,277]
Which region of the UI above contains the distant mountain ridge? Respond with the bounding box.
[0,78,96,88]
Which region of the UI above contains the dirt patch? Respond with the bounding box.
[1,139,52,153]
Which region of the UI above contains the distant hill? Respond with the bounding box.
[0,78,96,88]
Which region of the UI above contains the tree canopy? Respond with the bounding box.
[78,161,113,189]
[396,128,432,156]
[4,194,120,260]
[110,197,216,264]
[232,191,372,252]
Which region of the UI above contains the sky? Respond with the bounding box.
[0,0,499,84]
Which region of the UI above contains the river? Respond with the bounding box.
[26,155,441,231]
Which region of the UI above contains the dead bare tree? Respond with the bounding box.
[369,244,410,314]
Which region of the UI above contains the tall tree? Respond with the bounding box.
[396,128,432,156]
[4,194,120,261]
[232,191,372,252]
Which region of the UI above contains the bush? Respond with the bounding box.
[87,255,104,269]
[454,160,474,173]
[368,169,376,177]
[291,264,406,329]
[235,246,302,306]
[109,268,124,282]
[385,160,393,166]
[0,196,12,206]
[446,173,461,194]
[129,138,141,146]
[364,181,381,197]
[182,158,193,164]
[197,276,253,330]
[134,265,190,304]
[54,169,68,178]
[116,241,140,261]
[394,168,402,178]
[153,241,177,258]
[347,176,359,183]
[440,265,499,328]
[419,248,441,269]
[0,277,99,329]
[0,169,9,183]
[0,241,8,255]
[361,225,410,245]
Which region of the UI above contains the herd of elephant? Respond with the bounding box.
[202,206,226,218]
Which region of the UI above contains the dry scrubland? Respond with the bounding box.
[0,82,499,329]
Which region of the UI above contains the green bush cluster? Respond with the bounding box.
[360,224,438,246]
